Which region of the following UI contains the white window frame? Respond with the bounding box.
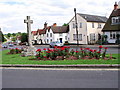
[90,33,95,41]
[110,32,116,39]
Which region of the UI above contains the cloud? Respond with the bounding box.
[0,0,119,34]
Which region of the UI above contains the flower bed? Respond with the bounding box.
[7,48,23,54]
[34,46,115,60]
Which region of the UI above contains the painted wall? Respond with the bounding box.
[68,14,88,44]
[87,22,105,44]
[46,28,68,44]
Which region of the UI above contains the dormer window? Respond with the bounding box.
[112,16,120,25]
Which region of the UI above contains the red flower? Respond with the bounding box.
[16,48,19,50]
[64,46,70,48]
[80,48,83,50]
[82,51,84,53]
[76,51,79,53]
[104,47,108,49]
[43,48,46,50]
[94,50,97,52]
[61,47,65,50]
[89,49,94,52]
[44,56,47,58]
[38,57,40,59]
[97,51,101,53]
[85,48,90,50]
[36,49,41,52]
[46,51,50,53]
[99,45,103,48]
[54,46,57,48]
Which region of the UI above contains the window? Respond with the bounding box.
[50,33,52,37]
[80,23,82,28]
[73,23,76,28]
[92,23,94,28]
[73,34,82,41]
[65,36,67,40]
[47,39,49,43]
[59,33,62,37]
[50,39,52,42]
[90,33,95,41]
[112,17,120,25]
[98,23,102,28]
[47,33,49,37]
[110,32,116,39]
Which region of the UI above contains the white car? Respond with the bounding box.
[2,44,8,48]
[49,41,64,48]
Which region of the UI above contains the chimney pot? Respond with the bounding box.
[44,22,47,28]
[53,23,57,26]
[114,2,118,10]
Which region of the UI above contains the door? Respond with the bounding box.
[59,38,62,43]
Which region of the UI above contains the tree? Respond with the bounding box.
[63,23,68,26]
[12,33,16,37]
[21,33,28,43]
[0,31,5,42]
[7,33,11,37]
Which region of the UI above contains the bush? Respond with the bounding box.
[34,46,114,60]
[8,48,22,54]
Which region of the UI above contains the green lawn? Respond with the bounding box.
[1,50,120,65]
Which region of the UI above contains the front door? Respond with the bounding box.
[59,38,62,43]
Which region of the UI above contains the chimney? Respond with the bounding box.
[44,22,47,28]
[53,23,57,27]
[114,2,118,10]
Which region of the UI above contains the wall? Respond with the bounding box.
[68,14,88,44]
[87,22,105,44]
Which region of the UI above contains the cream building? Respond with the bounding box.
[68,13,107,44]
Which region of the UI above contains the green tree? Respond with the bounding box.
[21,33,28,43]
[63,23,68,26]
[0,31,5,42]
[7,33,11,37]
[12,33,16,37]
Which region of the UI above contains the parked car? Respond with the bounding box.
[2,44,8,48]
[8,44,14,47]
[49,41,64,48]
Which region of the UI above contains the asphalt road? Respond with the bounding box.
[1,45,119,54]
[2,68,119,88]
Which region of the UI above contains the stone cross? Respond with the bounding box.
[24,16,33,47]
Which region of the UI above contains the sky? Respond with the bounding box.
[0,0,120,34]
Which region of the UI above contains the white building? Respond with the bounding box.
[68,13,107,44]
[102,2,120,44]
[31,31,37,44]
[45,24,69,44]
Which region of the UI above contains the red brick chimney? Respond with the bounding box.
[44,22,47,28]
[53,23,57,27]
[114,2,118,10]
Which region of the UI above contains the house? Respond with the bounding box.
[31,31,37,44]
[68,13,107,44]
[45,23,69,44]
[36,22,48,44]
[102,2,120,44]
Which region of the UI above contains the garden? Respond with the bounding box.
[1,45,119,65]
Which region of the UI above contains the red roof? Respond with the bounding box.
[31,31,37,35]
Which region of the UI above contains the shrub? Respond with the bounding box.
[34,46,113,60]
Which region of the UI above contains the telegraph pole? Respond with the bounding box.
[74,8,79,49]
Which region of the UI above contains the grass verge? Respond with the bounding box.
[1,50,120,65]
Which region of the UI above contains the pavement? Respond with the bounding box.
[0,64,120,68]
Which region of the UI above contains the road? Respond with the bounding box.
[2,68,119,88]
[1,45,119,54]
